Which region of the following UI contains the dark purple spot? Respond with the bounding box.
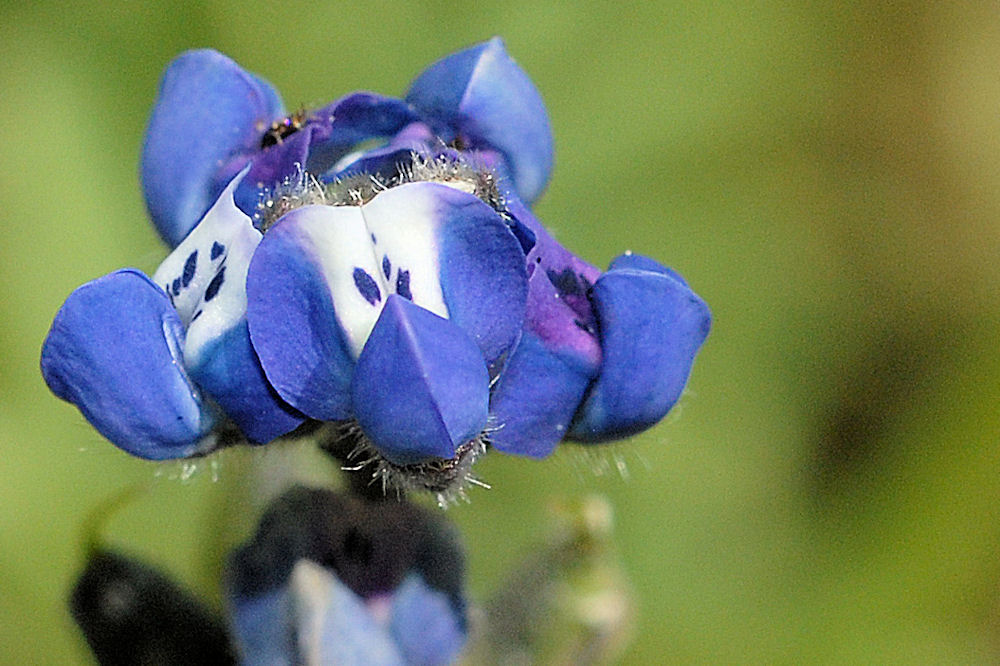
[182,251,198,287]
[395,269,412,301]
[204,266,226,302]
[210,241,225,260]
[353,268,381,305]
[191,310,203,322]
[370,232,377,244]
[382,255,391,279]
[547,267,595,326]
[547,268,584,297]
[171,278,181,296]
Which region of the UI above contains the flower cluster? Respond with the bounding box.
[41,39,710,494]
[71,486,466,665]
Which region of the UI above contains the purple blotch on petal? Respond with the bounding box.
[204,266,226,302]
[395,270,412,301]
[352,268,381,306]
[210,241,225,260]
[181,250,198,287]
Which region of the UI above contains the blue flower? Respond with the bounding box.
[226,486,467,665]
[41,40,711,488]
[142,38,552,247]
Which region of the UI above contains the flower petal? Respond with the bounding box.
[488,332,593,458]
[190,325,304,444]
[153,169,303,443]
[488,199,604,456]
[406,38,553,204]
[290,561,406,666]
[245,205,368,421]
[41,269,216,459]
[488,259,601,458]
[568,258,711,441]
[228,588,295,666]
[352,296,489,465]
[247,183,526,422]
[390,573,467,666]
[305,93,421,178]
[142,49,284,246]
[361,182,527,368]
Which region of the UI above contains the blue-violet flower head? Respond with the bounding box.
[41,40,711,497]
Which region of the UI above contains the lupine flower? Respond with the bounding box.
[41,39,711,496]
[70,486,466,665]
[226,486,467,665]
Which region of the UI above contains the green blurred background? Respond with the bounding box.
[4,1,1000,662]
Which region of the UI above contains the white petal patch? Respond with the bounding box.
[360,182,448,319]
[288,205,386,358]
[152,169,262,367]
[290,185,451,359]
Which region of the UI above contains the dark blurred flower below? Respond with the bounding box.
[40,39,710,499]
[72,486,467,665]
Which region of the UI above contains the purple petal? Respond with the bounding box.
[569,259,711,441]
[390,574,467,666]
[352,296,489,465]
[40,269,216,459]
[142,49,284,246]
[488,262,601,458]
[487,199,607,456]
[406,38,554,204]
[488,331,594,458]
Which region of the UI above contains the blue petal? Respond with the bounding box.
[568,259,711,441]
[142,49,284,246]
[40,269,216,459]
[189,324,304,444]
[362,182,528,368]
[607,251,688,286]
[390,574,467,666]
[406,38,553,204]
[488,332,593,458]
[228,588,296,666]
[245,205,364,421]
[352,296,489,465]
[289,561,405,666]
